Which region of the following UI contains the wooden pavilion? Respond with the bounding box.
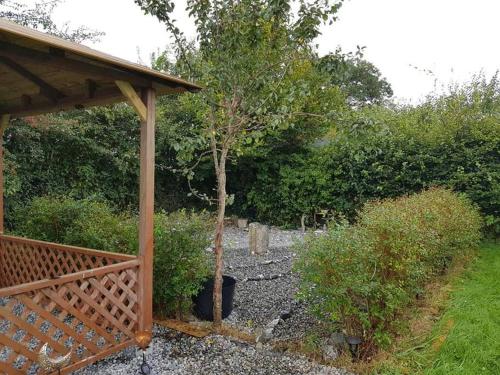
[0,18,200,374]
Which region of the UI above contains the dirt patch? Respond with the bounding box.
[431,319,454,353]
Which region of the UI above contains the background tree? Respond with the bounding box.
[0,0,103,42]
[318,47,393,105]
[135,0,345,328]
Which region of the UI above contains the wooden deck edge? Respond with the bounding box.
[154,319,212,338]
[154,319,257,344]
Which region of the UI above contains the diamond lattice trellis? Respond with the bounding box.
[0,235,140,374]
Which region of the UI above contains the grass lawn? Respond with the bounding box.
[373,242,500,375]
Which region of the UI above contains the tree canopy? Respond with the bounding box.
[318,47,393,105]
[0,0,103,42]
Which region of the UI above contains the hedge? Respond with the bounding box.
[294,188,483,357]
[241,83,499,235]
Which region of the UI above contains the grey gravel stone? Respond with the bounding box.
[223,226,304,250]
[74,326,351,375]
[72,228,350,374]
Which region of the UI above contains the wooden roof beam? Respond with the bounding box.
[21,94,32,108]
[0,55,65,103]
[1,87,126,117]
[0,41,158,89]
[86,79,97,99]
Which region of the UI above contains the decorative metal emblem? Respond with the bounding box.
[38,343,72,374]
[135,330,152,349]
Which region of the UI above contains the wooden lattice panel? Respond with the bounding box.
[0,260,139,374]
[0,235,135,288]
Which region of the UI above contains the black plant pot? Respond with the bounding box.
[193,276,236,321]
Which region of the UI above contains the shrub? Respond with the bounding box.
[13,197,214,318]
[152,210,213,318]
[14,195,135,253]
[294,222,381,339]
[359,188,483,292]
[294,188,482,356]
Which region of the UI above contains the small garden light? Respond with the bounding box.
[346,336,362,359]
[140,352,152,375]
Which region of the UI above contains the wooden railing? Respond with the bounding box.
[0,235,136,288]
[0,235,140,374]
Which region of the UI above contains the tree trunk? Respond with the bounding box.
[212,151,227,330]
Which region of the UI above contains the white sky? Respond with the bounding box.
[19,0,500,103]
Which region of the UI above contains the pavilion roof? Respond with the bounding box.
[0,18,200,117]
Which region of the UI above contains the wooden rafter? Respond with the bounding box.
[0,41,156,89]
[0,19,201,92]
[21,94,31,107]
[0,19,200,118]
[0,55,65,103]
[86,79,98,99]
[3,87,125,117]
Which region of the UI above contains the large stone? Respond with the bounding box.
[256,318,282,343]
[237,218,248,229]
[321,344,339,361]
[249,222,269,255]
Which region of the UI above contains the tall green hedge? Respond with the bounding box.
[3,105,199,231]
[241,78,499,234]
[14,196,136,254]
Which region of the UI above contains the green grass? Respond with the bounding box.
[425,242,500,374]
[375,242,500,374]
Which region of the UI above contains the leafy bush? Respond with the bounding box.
[14,195,135,253]
[3,106,199,232]
[240,76,499,234]
[294,188,482,355]
[360,188,483,277]
[13,196,214,318]
[152,210,213,317]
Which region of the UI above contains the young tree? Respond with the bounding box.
[135,0,344,329]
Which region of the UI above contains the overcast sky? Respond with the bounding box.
[24,0,500,103]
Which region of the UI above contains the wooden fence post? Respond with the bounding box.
[137,88,155,349]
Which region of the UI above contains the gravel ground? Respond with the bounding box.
[74,326,349,375]
[223,226,304,250]
[222,227,318,341]
[74,227,343,375]
[224,246,297,327]
[223,245,317,341]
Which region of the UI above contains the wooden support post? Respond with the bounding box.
[136,88,155,349]
[0,114,10,234]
